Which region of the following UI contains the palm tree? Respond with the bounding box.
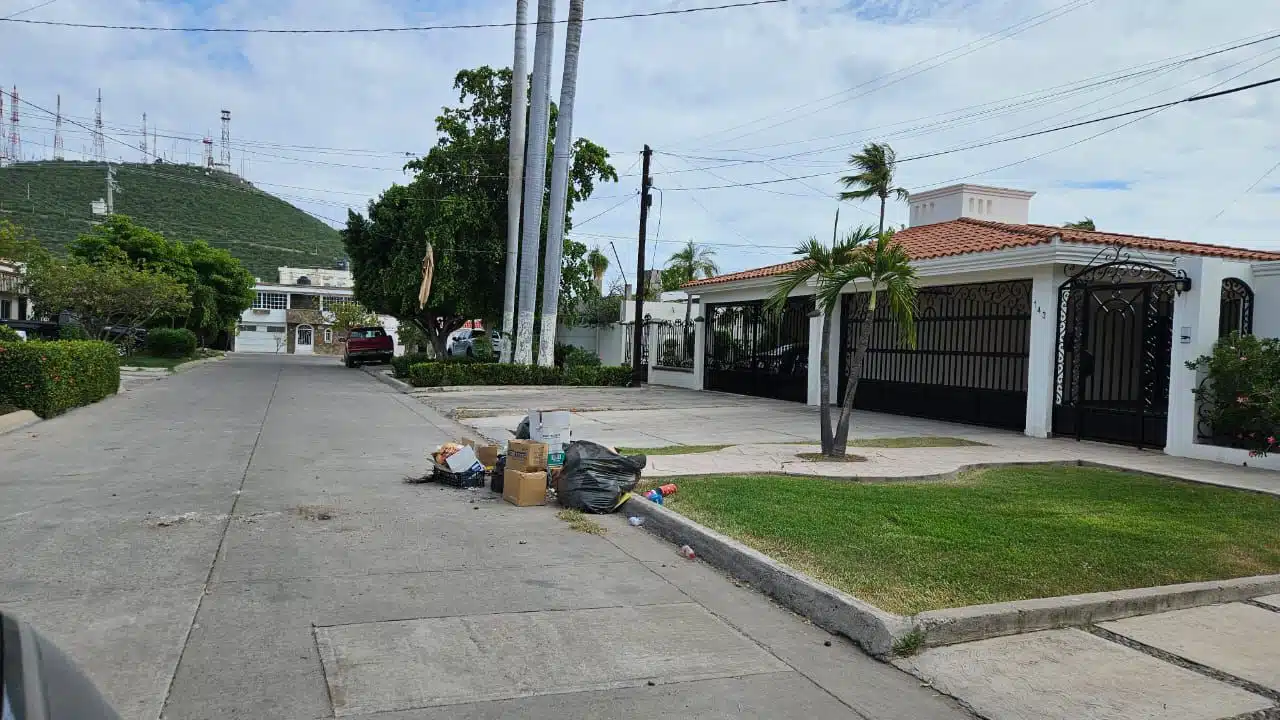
[665,240,719,324]
[1063,217,1096,231]
[767,226,875,455]
[838,142,909,236]
[820,229,918,456]
[587,247,608,291]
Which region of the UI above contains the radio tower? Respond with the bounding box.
[8,86,21,163]
[53,94,65,160]
[219,109,231,170]
[139,113,148,162]
[0,90,6,165]
[202,136,213,169]
[92,89,106,161]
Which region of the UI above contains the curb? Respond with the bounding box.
[172,354,226,373]
[362,366,412,393]
[914,573,1280,648]
[410,385,641,394]
[622,496,909,656]
[0,409,40,436]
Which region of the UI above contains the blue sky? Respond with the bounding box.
[5,0,1280,283]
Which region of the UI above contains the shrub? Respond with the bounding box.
[0,340,120,418]
[145,328,198,358]
[1189,332,1280,456]
[471,333,494,361]
[390,352,483,378]
[0,324,20,342]
[559,343,601,368]
[407,361,631,388]
[58,324,90,341]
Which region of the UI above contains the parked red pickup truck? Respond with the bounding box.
[342,326,393,367]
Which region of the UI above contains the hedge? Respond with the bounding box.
[146,328,198,358]
[390,352,482,378]
[407,361,631,388]
[0,324,20,342]
[0,340,120,418]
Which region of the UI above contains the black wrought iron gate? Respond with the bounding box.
[1052,254,1188,448]
[839,280,1032,429]
[704,296,814,402]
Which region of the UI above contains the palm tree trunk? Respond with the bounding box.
[833,293,876,456]
[536,0,584,367]
[877,195,886,237]
[514,0,556,364]
[502,0,529,362]
[818,310,834,455]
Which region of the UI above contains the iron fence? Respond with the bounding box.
[704,296,814,402]
[653,321,695,370]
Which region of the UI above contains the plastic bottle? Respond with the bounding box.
[658,483,678,497]
[680,545,696,559]
[646,489,664,505]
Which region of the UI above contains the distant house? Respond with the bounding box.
[0,259,30,324]
[235,266,402,357]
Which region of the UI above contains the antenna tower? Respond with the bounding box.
[219,109,231,169]
[0,91,6,165]
[140,113,148,162]
[151,126,157,161]
[92,89,106,161]
[202,136,214,169]
[8,86,21,163]
[53,94,65,160]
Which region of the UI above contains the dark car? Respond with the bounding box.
[343,326,393,367]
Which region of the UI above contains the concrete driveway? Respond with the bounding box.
[0,355,969,720]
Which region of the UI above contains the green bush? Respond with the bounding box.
[58,324,90,341]
[0,340,120,418]
[471,333,494,361]
[1189,331,1280,456]
[558,343,601,368]
[0,324,20,342]
[145,328,198,358]
[391,351,487,378]
[407,361,631,388]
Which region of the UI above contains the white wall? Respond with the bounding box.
[1252,262,1280,339]
[277,266,353,287]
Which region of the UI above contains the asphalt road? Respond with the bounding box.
[0,354,970,719]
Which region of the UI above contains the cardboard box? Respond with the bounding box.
[529,409,572,467]
[443,445,482,474]
[507,439,548,472]
[465,440,502,469]
[503,468,547,507]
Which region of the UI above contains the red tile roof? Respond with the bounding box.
[684,218,1280,288]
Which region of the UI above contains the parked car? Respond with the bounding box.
[343,326,393,367]
[446,328,495,357]
[102,326,148,357]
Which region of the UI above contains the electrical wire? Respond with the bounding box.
[3,0,57,20]
[1,0,786,33]
[571,193,637,229]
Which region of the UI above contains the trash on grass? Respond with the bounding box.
[658,483,678,497]
[558,441,646,514]
[646,489,664,505]
[628,516,645,527]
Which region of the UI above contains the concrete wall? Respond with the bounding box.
[646,318,704,391]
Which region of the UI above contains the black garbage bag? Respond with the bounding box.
[559,441,647,514]
[514,415,530,439]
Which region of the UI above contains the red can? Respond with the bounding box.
[658,483,679,497]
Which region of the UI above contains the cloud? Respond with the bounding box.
[5,0,1279,287]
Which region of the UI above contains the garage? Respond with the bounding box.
[235,324,287,353]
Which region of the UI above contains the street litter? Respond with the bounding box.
[426,441,485,488]
[557,441,646,514]
[657,483,678,497]
[680,544,697,560]
[646,489,664,505]
[628,516,645,527]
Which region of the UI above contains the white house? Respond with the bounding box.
[236,266,402,357]
[648,183,1280,468]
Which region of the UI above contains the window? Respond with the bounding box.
[348,328,386,339]
[321,295,356,312]
[324,328,333,343]
[17,298,26,320]
[0,299,10,319]
[267,325,286,333]
[252,292,287,309]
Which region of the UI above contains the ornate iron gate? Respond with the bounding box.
[704,296,814,402]
[839,279,1032,429]
[623,322,651,382]
[1052,251,1189,448]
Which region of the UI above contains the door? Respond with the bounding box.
[295,324,314,355]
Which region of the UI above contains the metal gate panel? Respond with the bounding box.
[704,296,813,402]
[839,279,1032,430]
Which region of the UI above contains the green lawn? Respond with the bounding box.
[659,466,1280,615]
[849,436,987,448]
[617,444,730,456]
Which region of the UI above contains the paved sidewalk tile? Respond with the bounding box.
[1101,603,1280,692]
[898,629,1271,720]
[1255,594,1280,611]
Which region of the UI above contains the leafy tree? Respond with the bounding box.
[838,143,909,236]
[663,240,718,324]
[819,228,918,457]
[328,301,379,335]
[1064,217,1096,231]
[587,247,608,290]
[343,66,617,356]
[24,257,191,341]
[767,227,875,456]
[0,221,45,263]
[185,239,255,344]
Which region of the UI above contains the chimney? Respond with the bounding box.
[907,184,1035,228]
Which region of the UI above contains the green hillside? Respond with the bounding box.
[0,160,345,278]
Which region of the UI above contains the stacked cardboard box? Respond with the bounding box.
[504,439,549,507]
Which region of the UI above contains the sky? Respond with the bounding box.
[4,0,1280,289]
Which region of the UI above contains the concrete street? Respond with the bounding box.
[0,354,970,720]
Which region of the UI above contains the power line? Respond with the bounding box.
[2,0,57,20]
[1,0,786,33]
[1204,156,1280,225]
[572,193,637,228]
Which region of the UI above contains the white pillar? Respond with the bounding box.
[1167,257,1219,456]
[1024,266,1058,438]
[807,310,823,406]
[647,322,660,378]
[693,318,706,391]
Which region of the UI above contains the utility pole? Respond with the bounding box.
[630,145,653,385]
[105,164,119,214]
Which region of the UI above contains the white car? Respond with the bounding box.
[446,328,488,357]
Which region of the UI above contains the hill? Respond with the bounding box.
[0,160,346,278]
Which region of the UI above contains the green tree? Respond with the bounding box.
[185,239,255,344]
[342,66,617,356]
[767,227,876,456]
[587,247,608,291]
[1064,217,1096,231]
[329,301,379,336]
[663,240,719,324]
[820,228,919,457]
[23,257,191,341]
[838,143,909,236]
[0,221,44,263]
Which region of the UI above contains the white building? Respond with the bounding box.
[236,266,403,357]
[646,184,1280,469]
